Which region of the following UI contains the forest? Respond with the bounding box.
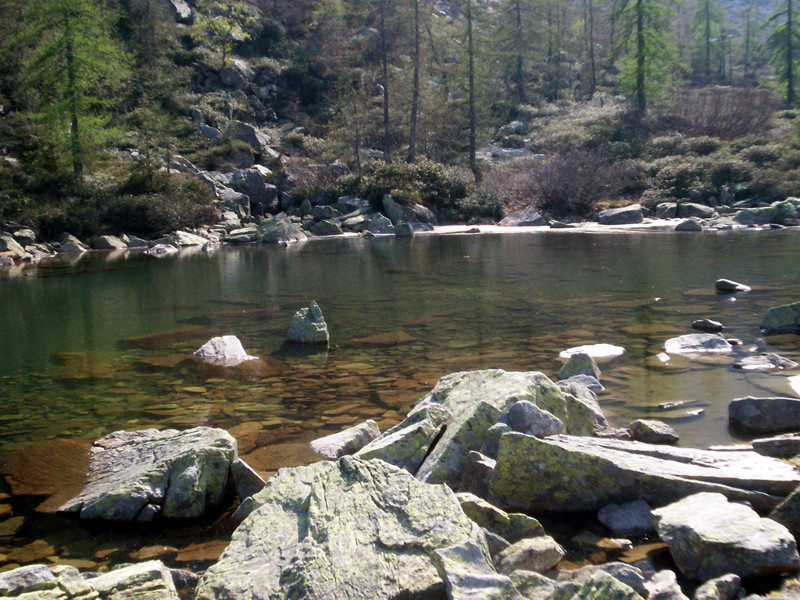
[1,0,800,239]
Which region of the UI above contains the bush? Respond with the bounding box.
[531,150,618,216]
[738,143,785,167]
[649,155,711,199]
[710,159,754,188]
[500,135,526,149]
[645,134,687,159]
[685,136,722,156]
[454,189,504,221]
[190,138,254,172]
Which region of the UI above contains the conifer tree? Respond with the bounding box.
[766,0,800,106]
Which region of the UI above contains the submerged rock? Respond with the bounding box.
[488,434,800,513]
[309,420,380,459]
[197,457,486,600]
[59,427,237,521]
[193,335,256,367]
[762,301,800,335]
[733,353,798,371]
[729,396,800,434]
[653,492,800,580]
[286,300,329,344]
[664,334,732,355]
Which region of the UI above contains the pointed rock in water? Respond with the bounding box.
[729,396,800,434]
[653,492,800,581]
[193,335,257,367]
[558,352,601,380]
[715,279,751,293]
[196,457,487,600]
[286,300,329,344]
[488,434,800,513]
[310,420,381,459]
[664,333,732,355]
[59,427,237,521]
[431,541,523,600]
[762,301,800,335]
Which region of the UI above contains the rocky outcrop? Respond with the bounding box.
[227,121,272,154]
[664,334,732,355]
[285,300,329,344]
[653,492,800,580]
[309,420,380,459]
[59,427,237,521]
[762,301,800,335]
[729,396,800,433]
[488,434,800,513]
[258,213,308,244]
[197,457,487,600]
[382,194,437,227]
[193,335,257,367]
[733,198,800,226]
[597,204,643,225]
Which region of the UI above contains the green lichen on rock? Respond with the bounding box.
[571,572,644,600]
[456,492,544,543]
[431,541,522,600]
[197,457,487,600]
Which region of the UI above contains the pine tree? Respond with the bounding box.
[766,0,800,106]
[692,0,725,84]
[15,0,128,180]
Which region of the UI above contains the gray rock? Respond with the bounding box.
[286,300,329,345]
[656,202,678,218]
[509,571,564,600]
[574,572,644,600]
[91,560,180,600]
[488,434,800,513]
[127,237,149,249]
[310,219,343,236]
[554,562,648,598]
[395,222,415,237]
[58,234,88,254]
[499,207,548,227]
[734,353,798,371]
[678,203,716,219]
[231,168,272,209]
[557,380,608,431]
[770,484,800,543]
[675,219,703,232]
[197,457,487,600]
[0,565,56,596]
[198,124,222,141]
[560,374,604,393]
[432,541,523,600]
[483,529,511,558]
[366,212,396,234]
[153,230,208,247]
[217,187,250,216]
[458,451,497,499]
[598,204,643,225]
[499,399,565,437]
[629,419,679,444]
[59,427,237,521]
[692,319,724,332]
[456,492,544,544]
[494,536,565,575]
[168,0,193,23]
[762,301,800,335]
[752,434,800,458]
[258,213,308,244]
[693,574,741,600]
[481,423,512,458]
[225,227,258,244]
[653,492,800,580]
[558,352,601,380]
[559,344,626,361]
[12,229,36,244]
[664,334,732,355]
[729,396,800,434]
[309,420,381,459]
[644,570,690,600]
[193,335,256,367]
[227,121,271,154]
[0,255,15,268]
[145,243,178,256]
[598,499,655,537]
[311,205,343,220]
[230,458,266,500]
[382,194,437,226]
[715,279,751,293]
[88,235,127,250]
[367,370,571,488]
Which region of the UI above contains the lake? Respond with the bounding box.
[0,228,799,570]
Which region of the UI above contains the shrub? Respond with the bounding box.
[645,134,687,159]
[531,150,618,216]
[650,155,711,199]
[500,135,526,149]
[454,189,504,221]
[738,143,785,167]
[685,136,722,156]
[190,138,254,172]
[710,159,754,188]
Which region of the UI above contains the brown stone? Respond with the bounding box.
[122,326,209,350]
[240,441,318,477]
[136,355,189,371]
[8,540,55,563]
[0,504,11,520]
[53,352,113,380]
[129,545,179,562]
[174,539,230,563]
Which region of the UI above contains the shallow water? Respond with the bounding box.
[0,229,799,571]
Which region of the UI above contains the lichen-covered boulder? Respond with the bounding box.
[359,370,571,488]
[286,300,329,344]
[196,457,487,600]
[653,492,800,581]
[488,434,800,513]
[571,571,644,600]
[431,541,522,600]
[693,574,741,600]
[310,420,380,459]
[762,301,800,335]
[729,396,800,434]
[554,562,648,598]
[59,427,237,521]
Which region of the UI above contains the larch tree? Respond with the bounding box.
[692,0,726,84]
[16,0,127,180]
[766,0,800,106]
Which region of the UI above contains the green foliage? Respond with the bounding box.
[191,1,257,67]
[190,138,254,171]
[738,143,784,166]
[691,0,726,83]
[684,136,722,156]
[766,0,800,105]
[500,135,526,149]
[455,189,504,220]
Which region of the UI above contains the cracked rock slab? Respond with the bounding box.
[59,427,237,521]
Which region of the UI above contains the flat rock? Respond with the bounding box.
[286,300,329,344]
[88,235,128,250]
[629,419,679,444]
[196,457,487,600]
[192,335,256,367]
[559,344,626,362]
[309,420,380,459]
[752,434,800,458]
[59,427,237,521]
[456,492,544,544]
[729,396,800,434]
[494,536,565,575]
[598,499,655,537]
[598,204,643,225]
[715,279,751,293]
[762,301,800,335]
[432,541,522,600]
[664,334,732,355]
[488,434,800,513]
[734,353,799,371]
[653,492,800,580]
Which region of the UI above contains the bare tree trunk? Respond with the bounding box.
[636,0,646,116]
[64,11,83,180]
[467,0,481,183]
[408,0,420,162]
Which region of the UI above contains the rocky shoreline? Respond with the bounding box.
[4,292,800,599]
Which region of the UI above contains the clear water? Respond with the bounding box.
[0,229,799,570]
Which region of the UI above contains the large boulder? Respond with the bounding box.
[597,204,643,225]
[193,335,256,367]
[168,0,193,23]
[230,168,274,210]
[729,396,800,434]
[762,301,800,335]
[59,427,237,521]
[88,235,128,250]
[653,492,800,580]
[499,206,548,227]
[381,194,437,226]
[227,121,271,154]
[494,536,565,575]
[356,370,571,488]
[0,234,26,260]
[431,541,522,600]
[487,434,800,513]
[677,203,716,219]
[286,300,329,344]
[197,457,487,600]
[258,213,308,244]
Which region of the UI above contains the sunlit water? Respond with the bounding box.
[0,229,799,571]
